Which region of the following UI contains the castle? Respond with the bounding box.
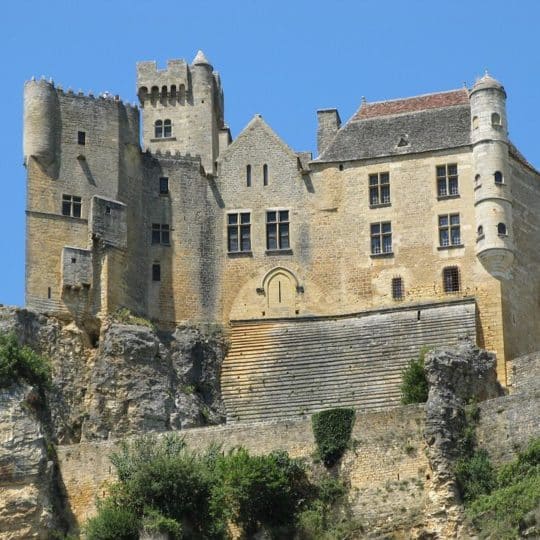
[23,52,540,419]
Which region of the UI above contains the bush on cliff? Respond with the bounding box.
[311,408,355,467]
[0,333,50,390]
[400,348,429,404]
[85,434,314,539]
[463,437,540,538]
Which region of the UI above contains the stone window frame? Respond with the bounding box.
[151,223,170,245]
[227,211,252,254]
[77,131,86,145]
[369,172,391,207]
[436,163,459,199]
[61,194,82,218]
[152,263,161,282]
[370,221,393,256]
[494,171,504,185]
[443,266,461,293]
[154,119,173,139]
[266,209,291,252]
[263,164,269,186]
[159,176,169,195]
[438,213,462,248]
[246,165,252,187]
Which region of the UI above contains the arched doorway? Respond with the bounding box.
[263,267,298,316]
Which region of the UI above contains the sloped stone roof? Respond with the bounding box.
[318,99,471,162]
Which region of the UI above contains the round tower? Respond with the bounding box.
[470,73,514,278]
[23,79,60,171]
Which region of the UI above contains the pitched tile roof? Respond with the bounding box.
[317,89,471,162]
[354,89,470,120]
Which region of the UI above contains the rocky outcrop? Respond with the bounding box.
[422,340,504,538]
[0,384,57,539]
[0,306,228,444]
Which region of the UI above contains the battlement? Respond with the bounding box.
[25,77,139,110]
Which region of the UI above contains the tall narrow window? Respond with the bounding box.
[154,120,163,138]
[61,195,82,218]
[163,119,172,138]
[77,131,86,145]
[246,165,252,187]
[438,214,461,247]
[152,264,161,282]
[494,171,504,185]
[369,172,390,206]
[151,224,170,245]
[443,266,460,293]
[263,164,269,186]
[392,277,404,300]
[370,222,392,255]
[159,177,169,195]
[491,112,501,127]
[266,210,290,250]
[227,212,251,252]
[498,223,507,236]
[436,164,459,197]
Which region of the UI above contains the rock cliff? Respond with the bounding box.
[0,306,227,539]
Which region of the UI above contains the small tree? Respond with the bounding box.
[400,348,429,404]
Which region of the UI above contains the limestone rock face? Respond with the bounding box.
[0,384,55,539]
[422,340,504,538]
[0,307,227,443]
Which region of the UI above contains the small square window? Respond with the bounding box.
[77,131,86,145]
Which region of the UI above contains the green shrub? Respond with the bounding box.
[400,348,429,404]
[110,435,222,537]
[461,438,540,538]
[455,450,496,503]
[467,475,540,539]
[0,333,51,390]
[141,508,182,539]
[84,502,140,540]
[212,447,311,537]
[312,408,355,467]
[111,308,155,329]
[91,433,314,539]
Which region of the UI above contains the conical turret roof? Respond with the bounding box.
[192,50,212,66]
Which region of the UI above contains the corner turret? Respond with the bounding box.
[470,72,514,278]
[23,78,60,177]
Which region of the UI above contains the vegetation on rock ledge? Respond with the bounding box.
[400,347,429,404]
[0,333,50,390]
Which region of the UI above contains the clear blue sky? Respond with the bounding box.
[1,0,539,307]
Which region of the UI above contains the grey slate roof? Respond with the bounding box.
[317,103,471,162]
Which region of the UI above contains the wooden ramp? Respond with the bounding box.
[221,300,476,423]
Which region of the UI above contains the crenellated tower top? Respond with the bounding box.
[136,52,227,173]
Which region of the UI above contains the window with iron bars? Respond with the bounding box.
[443,266,460,293]
[436,164,459,197]
[391,277,404,300]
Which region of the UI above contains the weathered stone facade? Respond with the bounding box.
[23,54,540,387]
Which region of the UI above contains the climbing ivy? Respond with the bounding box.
[311,408,355,467]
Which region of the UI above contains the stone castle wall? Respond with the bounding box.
[56,383,540,534]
